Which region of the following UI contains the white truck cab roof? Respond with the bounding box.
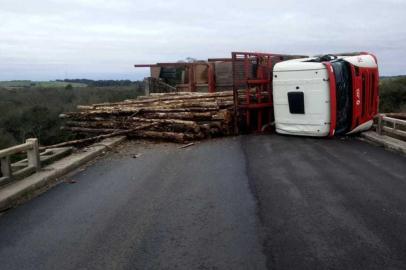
[272,57,325,71]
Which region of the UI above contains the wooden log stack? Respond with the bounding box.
[60,91,235,143]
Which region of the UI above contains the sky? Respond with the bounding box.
[0,0,405,80]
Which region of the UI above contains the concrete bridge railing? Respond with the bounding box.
[377,114,406,141]
[0,138,40,186]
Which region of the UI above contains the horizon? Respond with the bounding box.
[0,73,405,83]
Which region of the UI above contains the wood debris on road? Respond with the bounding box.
[178,142,195,149]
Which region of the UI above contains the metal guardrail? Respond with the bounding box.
[377,114,406,140]
[0,138,40,185]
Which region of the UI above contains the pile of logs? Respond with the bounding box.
[59,91,235,143]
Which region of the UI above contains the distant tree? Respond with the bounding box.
[186,57,197,63]
[65,84,73,90]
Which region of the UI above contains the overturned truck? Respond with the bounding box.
[60,51,379,144]
[135,51,379,137]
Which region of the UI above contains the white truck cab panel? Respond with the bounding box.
[342,54,377,68]
[273,59,331,137]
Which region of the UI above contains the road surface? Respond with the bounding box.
[0,135,405,270]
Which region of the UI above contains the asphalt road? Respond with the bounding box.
[0,135,405,270]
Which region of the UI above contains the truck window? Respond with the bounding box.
[331,61,352,135]
[288,92,305,114]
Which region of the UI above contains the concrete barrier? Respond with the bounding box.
[0,136,126,212]
[0,138,40,186]
[361,131,406,155]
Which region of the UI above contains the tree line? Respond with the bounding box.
[57,79,140,87]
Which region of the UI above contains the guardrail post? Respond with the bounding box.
[1,156,11,179]
[377,114,383,135]
[26,138,40,171]
[144,77,150,96]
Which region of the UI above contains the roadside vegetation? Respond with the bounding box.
[0,81,144,149]
[379,76,406,113]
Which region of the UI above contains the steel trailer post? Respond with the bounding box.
[232,52,239,135]
[208,63,216,93]
[231,52,305,133]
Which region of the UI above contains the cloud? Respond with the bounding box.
[0,0,405,80]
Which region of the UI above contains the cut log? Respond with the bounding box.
[80,99,233,111]
[90,91,234,108]
[82,101,221,111]
[65,121,117,128]
[41,123,158,150]
[66,106,221,117]
[130,117,201,133]
[141,112,217,121]
[128,131,184,143]
[61,127,123,134]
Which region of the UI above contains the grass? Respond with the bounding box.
[0,80,87,88]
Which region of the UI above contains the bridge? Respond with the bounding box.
[0,134,405,269]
